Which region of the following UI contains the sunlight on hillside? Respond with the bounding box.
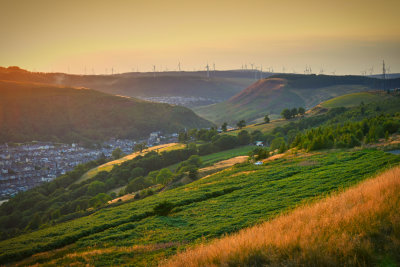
[163,166,400,267]
[76,143,184,184]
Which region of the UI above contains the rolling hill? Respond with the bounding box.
[1,149,399,266]
[0,67,259,107]
[0,80,213,143]
[319,91,392,108]
[194,74,400,124]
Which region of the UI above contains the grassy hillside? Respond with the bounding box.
[0,67,256,105]
[164,165,400,267]
[320,91,391,108]
[76,143,185,184]
[1,149,399,266]
[194,74,400,124]
[0,80,213,143]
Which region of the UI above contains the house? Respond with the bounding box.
[254,161,263,166]
[255,141,264,147]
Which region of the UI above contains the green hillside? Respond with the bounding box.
[194,74,400,124]
[320,91,391,108]
[1,149,399,266]
[1,96,400,266]
[0,80,213,143]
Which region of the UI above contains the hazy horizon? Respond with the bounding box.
[1,0,399,75]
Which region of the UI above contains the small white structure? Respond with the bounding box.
[254,161,263,166]
[255,141,264,147]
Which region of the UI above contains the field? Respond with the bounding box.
[75,143,184,184]
[199,145,254,166]
[320,91,390,108]
[168,145,254,172]
[2,149,399,266]
[164,165,400,267]
[225,119,287,136]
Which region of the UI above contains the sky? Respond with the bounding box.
[1,0,399,75]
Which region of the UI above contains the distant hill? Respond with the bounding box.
[0,67,263,107]
[194,74,400,124]
[319,91,392,108]
[0,80,213,144]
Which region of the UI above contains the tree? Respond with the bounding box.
[125,176,148,194]
[88,181,106,196]
[291,108,298,118]
[221,122,228,132]
[89,193,111,208]
[134,142,147,153]
[112,147,123,159]
[178,130,189,144]
[188,167,199,180]
[298,107,305,116]
[187,155,202,167]
[281,109,292,120]
[237,120,246,129]
[264,115,270,123]
[238,130,251,145]
[156,168,174,185]
[270,137,285,150]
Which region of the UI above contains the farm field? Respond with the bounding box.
[2,149,399,266]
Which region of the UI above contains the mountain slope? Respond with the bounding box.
[0,67,257,106]
[194,74,400,124]
[1,150,398,266]
[164,165,400,267]
[0,80,213,143]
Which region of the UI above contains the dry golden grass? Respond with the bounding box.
[107,193,135,204]
[199,156,249,174]
[161,166,400,267]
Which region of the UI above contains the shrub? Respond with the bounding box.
[153,200,174,216]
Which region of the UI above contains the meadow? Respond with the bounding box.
[2,149,399,266]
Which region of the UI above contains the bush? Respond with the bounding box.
[153,200,174,216]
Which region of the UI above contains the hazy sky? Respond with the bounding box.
[1,0,399,74]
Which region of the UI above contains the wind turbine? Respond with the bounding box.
[153,65,156,78]
[206,63,210,78]
[382,60,386,80]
